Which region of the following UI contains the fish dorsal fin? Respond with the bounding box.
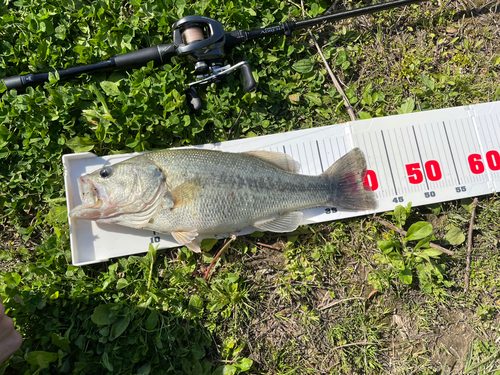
[172,230,201,253]
[243,151,300,173]
[253,211,303,233]
[171,178,204,209]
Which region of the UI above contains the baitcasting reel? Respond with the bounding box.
[172,16,256,113]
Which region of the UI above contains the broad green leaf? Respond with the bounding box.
[336,50,347,65]
[234,358,253,371]
[102,352,113,371]
[66,136,96,153]
[414,235,435,252]
[91,304,118,326]
[191,344,205,360]
[394,205,407,228]
[377,240,400,254]
[444,227,465,245]
[116,278,128,290]
[405,221,433,241]
[100,81,120,96]
[51,333,70,352]
[460,198,474,213]
[145,310,159,330]
[25,351,58,368]
[420,74,435,90]
[137,363,152,375]
[189,295,203,311]
[292,59,314,73]
[250,231,265,238]
[46,205,67,225]
[398,268,413,285]
[426,203,441,215]
[387,252,404,270]
[226,273,239,283]
[111,315,130,339]
[419,248,443,259]
[4,272,21,286]
[201,238,218,252]
[398,97,415,114]
[222,364,237,375]
[305,92,322,106]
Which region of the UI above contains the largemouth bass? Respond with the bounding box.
[70,148,377,252]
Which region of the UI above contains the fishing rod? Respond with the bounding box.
[2,0,426,112]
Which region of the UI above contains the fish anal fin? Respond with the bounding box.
[172,230,201,253]
[253,211,303,233]
[244,151,300,173]
[171,178,203,209]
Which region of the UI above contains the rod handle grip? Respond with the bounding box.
[112,43,177,69]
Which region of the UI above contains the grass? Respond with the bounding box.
[1,0,500,374]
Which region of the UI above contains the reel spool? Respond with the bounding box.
[173,15,256,113]
[173,16,225,61]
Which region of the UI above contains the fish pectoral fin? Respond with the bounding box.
[253,211,303,233]
[171,178,204,209]
[172,230,201,253]
[243,151,300,173]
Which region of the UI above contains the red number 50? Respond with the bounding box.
[406,160,442,184]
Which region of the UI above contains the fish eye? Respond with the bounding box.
[100,167,113,179]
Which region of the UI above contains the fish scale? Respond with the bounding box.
[144,149,333,235]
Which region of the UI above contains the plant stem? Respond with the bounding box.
[203,235,237,281]
[464,197,479,293]
[373,216,454,256]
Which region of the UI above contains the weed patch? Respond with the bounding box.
[1,0,500,373]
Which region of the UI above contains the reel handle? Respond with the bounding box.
[186,86,203,114]
[240,63,256,93]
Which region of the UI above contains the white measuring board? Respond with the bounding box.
[64,101,500,265]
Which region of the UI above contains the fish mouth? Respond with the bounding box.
[69,177,109,219]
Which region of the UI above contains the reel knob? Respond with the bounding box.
[194,61,209,74]
[186,87,203,114]
[240,63,257,93]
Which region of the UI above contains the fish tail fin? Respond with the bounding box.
[322,148,378,211]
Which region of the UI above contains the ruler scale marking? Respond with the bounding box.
[412,125,430,190]
[389,127,406,195]
[312,141,322,174]
[464,119,478,184]
[303,142,311,175]
[434,123,448,189]
[405,125,418,194]
[401,126,414,194]
[366,131,384,198]
[443,122,461,185]
[380,130,398,196]
[437,122,453,188]
[454,119,471,184]
[365,131,382,198]
[322,139,332,167]
[370,131,391,197]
